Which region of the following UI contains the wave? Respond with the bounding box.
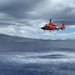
[0,51,75,64]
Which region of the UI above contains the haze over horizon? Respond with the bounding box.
[0,0,75,40]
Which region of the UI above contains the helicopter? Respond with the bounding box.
[41,19,65,32]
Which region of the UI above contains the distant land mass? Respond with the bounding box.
[0,34,37,42]
[0,34,74,42]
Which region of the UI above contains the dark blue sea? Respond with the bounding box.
[0,40,75,75]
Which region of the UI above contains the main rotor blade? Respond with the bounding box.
[53,21,65,23]
[53,20,75,24]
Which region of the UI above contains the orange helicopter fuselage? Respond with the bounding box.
[45,23,56,30]
[41,22,65,31]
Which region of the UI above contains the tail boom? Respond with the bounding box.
[56,23,65,30]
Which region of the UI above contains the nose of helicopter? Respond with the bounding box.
[41,27,45,29]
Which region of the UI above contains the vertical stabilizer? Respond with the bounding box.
[61,22,65,30]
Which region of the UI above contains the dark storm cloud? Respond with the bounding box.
[0,21,10,25]
[0,0,75,27]
[31,0,75,26]
[51,6,75,25]
[0,0,42,19]
[0,0,43,26]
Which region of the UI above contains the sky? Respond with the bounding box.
[0,0,75,40]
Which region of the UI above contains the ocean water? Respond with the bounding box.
[0,40,75,75]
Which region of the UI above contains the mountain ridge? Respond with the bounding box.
[0,34,74,42]
[0,34,35,42]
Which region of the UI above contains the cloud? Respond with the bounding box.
[39,32,75,40]
[0,26,16,35]
[68,25,75,28]
[0,0,75,40]
[0,0,43,19]
[0,0,75,26]
[1,25,75,40]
